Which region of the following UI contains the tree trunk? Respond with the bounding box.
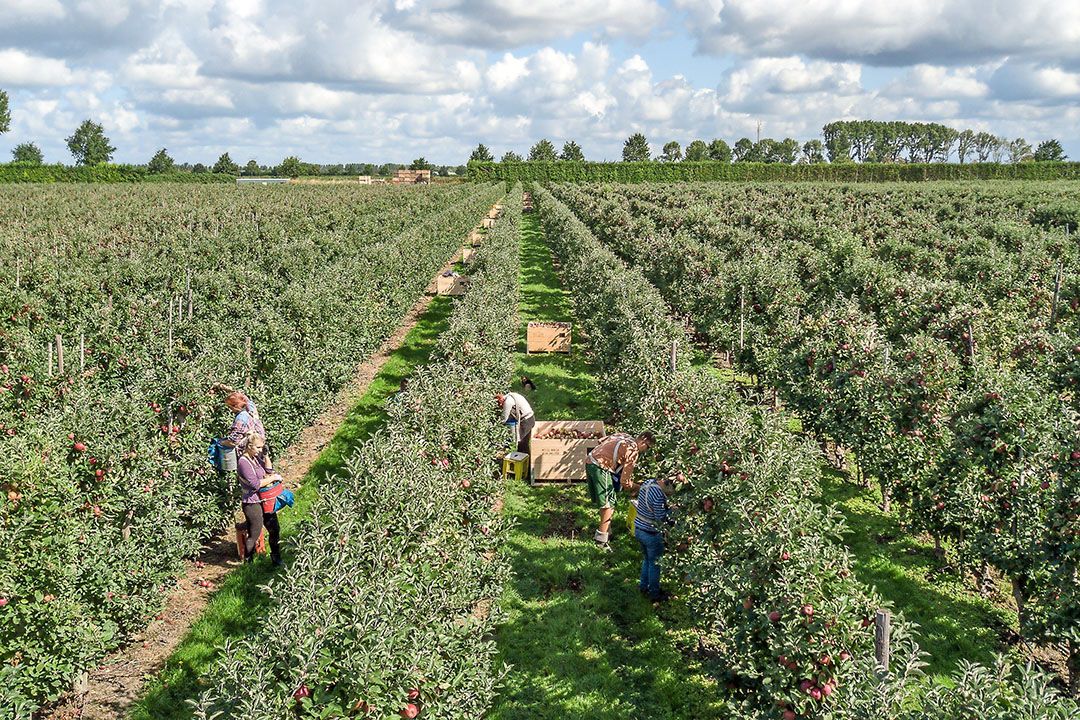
[933,535,945,560]
[976,561,994,597]
[1010,576,1028,631]
[879,478,891,513]
[1068,640,1079,698]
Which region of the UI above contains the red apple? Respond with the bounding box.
[293,684,311,701]
[0,597,8,607]
[782,711,797,720]
[801,604,814,617]
[73,441,87,453]
[407,688,421,700]
[780,551,791,561]
[768,610,781,623]
[809,687,822,701]
[400,703,420,718]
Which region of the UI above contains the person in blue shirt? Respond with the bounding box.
[633,475,677,602]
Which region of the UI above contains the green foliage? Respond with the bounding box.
[622,132,650,162]
[467,161,1080,183]
[501,150,523,163]
[684,139,708,161]
[1034,139,1067,162]
[0,183,504,714]
[528,139,557,162]
[659,140,682,162]
[802,139,825,164]
[212,152,240,175]
[147,148,175,174]
[276,156,303,177]
[539,181,1080,717]
[190,187,518,719]
[733,137,755,162]
[470,143,494,163]
[242,159,260,176]
[11,143,42,165]
[559,140,584,162]
[0,90,9,134]
[0,163,233,183]
[1008,138,1034,163]
[409,156,433,170]
[707,138,731,163]
[65,119,115,166]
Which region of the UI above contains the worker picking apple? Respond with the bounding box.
[496,390,535,457]
[585,430,654,550]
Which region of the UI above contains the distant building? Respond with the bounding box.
[391,169,431,184]
[237,177,291,185]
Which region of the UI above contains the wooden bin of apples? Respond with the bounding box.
[461,246,477,263]
[529,419,605,483]
[435,273,469,296]
[468,229,484,247]
[526,321,571,354]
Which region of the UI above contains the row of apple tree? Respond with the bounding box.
[187,187,522,719]
[548,180,1080,694]
[0,182,503,716]
[534,183,1079,718]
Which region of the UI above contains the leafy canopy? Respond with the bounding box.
[622,132,650,162]
[469,143,494,162]
[12,142,43,165]
[147,148,175,174]
[66,119,115,166]
[528,139,558,162]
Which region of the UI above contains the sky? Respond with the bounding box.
[1,0,1079,166]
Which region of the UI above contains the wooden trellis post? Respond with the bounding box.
[245,336,253,388]
[874,609,892,672]
[669,341,677,373]
[1050,260,1064,329]
[55,335,64,376]
[168,299,174,348]
[739,286,746,351]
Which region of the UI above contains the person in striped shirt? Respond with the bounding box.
[585,431,654,549]
[634,476,677,602]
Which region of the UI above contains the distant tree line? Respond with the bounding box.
[0,89,466,179]
[470,121,1068,167]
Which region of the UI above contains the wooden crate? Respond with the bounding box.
[527,321,571,353]
[468,230,484,247]
[482,217,496,229]
[488,206,502,220]
[530,420,606,482]
[461,247,476,263]
[436,274,469,296]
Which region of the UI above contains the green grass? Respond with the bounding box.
[130,296,455,720]
[817,471,1017,683]
[491,212,726,720]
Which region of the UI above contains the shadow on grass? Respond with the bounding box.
[491,212,726,720]
[513,213,602,421]
[818,471,1016,682]
[130,296,455,720]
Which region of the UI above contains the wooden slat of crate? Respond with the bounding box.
[482,217,496,229]
[530,420,606,482]
[436,275,469,296]
[527,322,571,353]
[461,247,476,263]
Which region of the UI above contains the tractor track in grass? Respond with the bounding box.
[43,240,479,720]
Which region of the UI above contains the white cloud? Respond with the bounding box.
[0,49,77,86]
[383,0,665,48]
[674,0,1080,66]
[884,64,989,100]
[0,0,65,24]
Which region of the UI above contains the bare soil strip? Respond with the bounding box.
[45,248,468,720]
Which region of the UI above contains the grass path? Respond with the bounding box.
[130,296,455,720]
[490,212,726,720]
[817,472,1017,683]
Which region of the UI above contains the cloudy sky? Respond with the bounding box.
[1,0,1079,166]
